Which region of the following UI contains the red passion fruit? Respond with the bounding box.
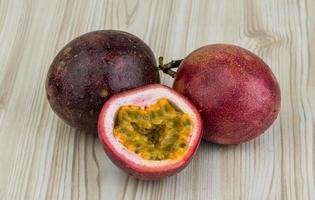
[46,30,160,133]
[98,84,203,180]
[171,44,281,144]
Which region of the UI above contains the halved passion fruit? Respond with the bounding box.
[98,84,203,180]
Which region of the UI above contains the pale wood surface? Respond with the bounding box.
[0,0,314,199]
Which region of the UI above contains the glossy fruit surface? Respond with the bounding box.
[46,30,160,133]
[98,84,203,180]
[173,44,281,144]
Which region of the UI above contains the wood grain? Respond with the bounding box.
[0,0,314,199]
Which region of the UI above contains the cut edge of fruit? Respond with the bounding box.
[98,84,203,172]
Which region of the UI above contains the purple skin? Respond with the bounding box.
[173,44,281,144]
[46,30,160,133]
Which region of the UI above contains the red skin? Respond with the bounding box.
[173,44,281,144]
[98,85,203,180]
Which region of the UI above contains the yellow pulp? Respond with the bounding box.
[113,98,193,160]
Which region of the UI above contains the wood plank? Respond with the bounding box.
[0,0,314,199]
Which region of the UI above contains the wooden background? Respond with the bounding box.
[0,0,314,199]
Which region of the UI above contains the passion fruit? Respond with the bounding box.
[46,30,160,133]
[160,44,281,144]
[98,84,203,180]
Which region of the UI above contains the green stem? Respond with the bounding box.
[158,57,183,78]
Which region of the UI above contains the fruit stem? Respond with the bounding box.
[158,57,182,78]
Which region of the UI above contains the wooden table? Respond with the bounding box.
[1,0,314,199]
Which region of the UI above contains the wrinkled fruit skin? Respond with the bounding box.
[173,44,281,144]
[46,30,160,133]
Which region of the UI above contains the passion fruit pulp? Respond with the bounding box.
[98,84,203,180]
[46,30,160,133]
[114,98,192,161]
[163,44,281,144]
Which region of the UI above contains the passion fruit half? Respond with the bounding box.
[98,84,203,180]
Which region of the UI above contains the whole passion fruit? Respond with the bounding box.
[98,84,203,180]
[160,44,281,144]
[46,30,160,133]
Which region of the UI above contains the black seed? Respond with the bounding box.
[164,105,171,112]
[163,145,172,152]
[162,151,170,157]
[179,143,187,148]
[183,119,191,126]
[135,143,141,148]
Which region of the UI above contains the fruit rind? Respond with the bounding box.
[173,44,281,144]
[46,30,160,133]
[98,84,203,180]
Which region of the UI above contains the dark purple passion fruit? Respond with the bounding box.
[46,30,160,133]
